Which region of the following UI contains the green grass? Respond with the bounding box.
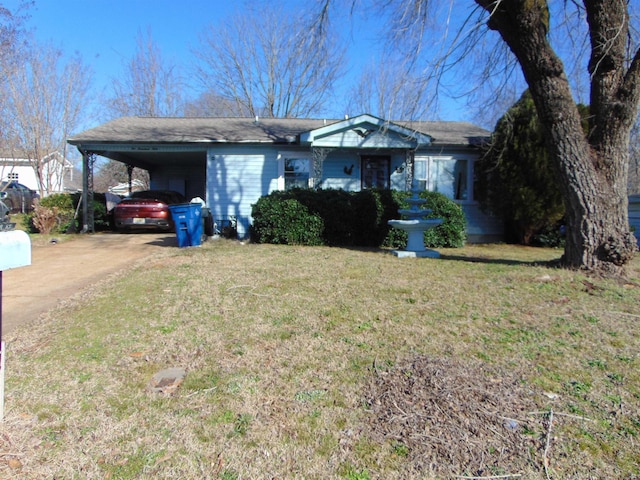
[3,240,640,478]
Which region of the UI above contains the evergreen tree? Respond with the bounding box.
[476,90,588,245]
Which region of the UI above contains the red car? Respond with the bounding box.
[113,190,187,232]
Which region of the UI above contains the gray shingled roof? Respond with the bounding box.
[68,116,490,147]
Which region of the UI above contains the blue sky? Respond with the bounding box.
[7,0,471,124]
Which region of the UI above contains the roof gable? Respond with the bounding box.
[299,114,432,149]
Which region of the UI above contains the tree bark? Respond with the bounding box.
[476,0,639,275]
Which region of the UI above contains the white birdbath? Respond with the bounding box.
[388,182,443,258]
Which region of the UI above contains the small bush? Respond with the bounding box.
[27,194,75,234]
[251,195,324,245]
[531,222,566,248]
[30,201,59,235]
[421,191,467,248]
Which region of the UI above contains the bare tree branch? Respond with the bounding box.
[3,43,91,196]
[107,28,185,118]
[193,3,345,118]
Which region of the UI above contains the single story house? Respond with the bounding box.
[0,151,74,196]
[68,114,504,242]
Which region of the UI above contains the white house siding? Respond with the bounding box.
[207,147,279,238]
[630,195,640,246]
[320,152,407,190]
[205,144,504,243]
[321,152,363,190]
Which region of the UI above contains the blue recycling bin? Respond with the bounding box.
[169,203,203,247]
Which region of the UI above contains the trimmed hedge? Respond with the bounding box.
[251,194,324,245]
[251,188,466,248]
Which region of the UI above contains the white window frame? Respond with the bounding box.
[277,152,314,190]
[414,154,474,203]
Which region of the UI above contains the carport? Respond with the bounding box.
[68,118,211,232]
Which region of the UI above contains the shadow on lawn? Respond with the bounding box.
[438,253,562,268]
[144,234,179,248]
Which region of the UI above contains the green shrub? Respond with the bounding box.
[26,193,75,234]
[251,195,324,245]
[351,189,388,246]
[421,191,467,248]
[71,192,114,232]
[531,221,566,248]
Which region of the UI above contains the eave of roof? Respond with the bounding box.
[68,116,490,148]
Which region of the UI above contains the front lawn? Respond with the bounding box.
[2,241,639,479]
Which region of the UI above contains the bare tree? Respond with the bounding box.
[346,58,438,120]
[0,1,30,72]
[318,0,640,275]
[107,28,184,118]
[0,1,31,154]
[3,43,91,196]
[194,3,345,118]
[183,91,252,117]
[103,28,181,193]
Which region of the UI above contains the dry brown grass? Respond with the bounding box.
[1,240,639,479]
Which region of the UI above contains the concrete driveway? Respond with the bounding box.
[1,232,178,336]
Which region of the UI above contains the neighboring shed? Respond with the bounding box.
[68,114,501,242]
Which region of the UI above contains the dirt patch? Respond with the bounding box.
[1,232,177,336]
[364,355,549,478]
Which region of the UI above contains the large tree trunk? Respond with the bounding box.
[476,0,639,275]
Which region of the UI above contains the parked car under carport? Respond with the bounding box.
[113,190,187,232]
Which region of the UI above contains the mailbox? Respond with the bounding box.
[0,230,32,270]
[0,229,31,420]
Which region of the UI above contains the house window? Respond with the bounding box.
[278,153,312,190]
[414,156,470,201]
[361,155,390,189]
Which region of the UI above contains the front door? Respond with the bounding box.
[361,155,390,189]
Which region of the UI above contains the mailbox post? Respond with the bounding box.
[0,229,32,420]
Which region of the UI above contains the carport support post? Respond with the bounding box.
[127,164,134,195]
[81,150,95,233]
